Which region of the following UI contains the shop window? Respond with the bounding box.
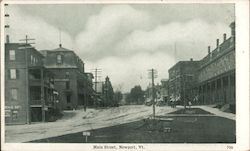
[9,50,15,61]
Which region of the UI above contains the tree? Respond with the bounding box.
[114,91,123,106]
[127,85,145,105]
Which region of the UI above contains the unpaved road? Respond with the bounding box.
[5,105,178,142]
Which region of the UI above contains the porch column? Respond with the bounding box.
[208,82,211,104]
[228,74,231,103]
[221,77,224,103]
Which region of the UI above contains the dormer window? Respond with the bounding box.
[57,54,62,64]
[31,55,36,65]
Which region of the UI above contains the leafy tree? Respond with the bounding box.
[127,85,145,104]
[114,91,123,105]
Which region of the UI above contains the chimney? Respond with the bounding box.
[216,39,219,48]
[223,33,227,41]
[208,46,211,54]
[190,58,193,61]
[6,35,10,43]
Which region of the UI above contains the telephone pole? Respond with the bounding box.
[19,35,36,45]
[148,69,158,119]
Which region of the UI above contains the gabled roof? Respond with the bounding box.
[51,46,74,52]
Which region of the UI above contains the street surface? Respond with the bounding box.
[31,115,235,143]
[5,105,235,143]
[5,105,178,142]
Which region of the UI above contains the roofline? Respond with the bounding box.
[40,48,85,63]
[169,60,200,71]
[6,43,44,58]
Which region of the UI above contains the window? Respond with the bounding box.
[57,54,62,64]
[66,95,71,103]
[9,50,15,61]
[31,55,33,64]
[10,69,16,79]
[65,72,69,78]
[11,88,17,101]
[66,81,70,89]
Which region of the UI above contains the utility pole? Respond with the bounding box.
[83,77,87,112]
[92,68,102,107]
[148,69,158,119]
[18,35,35,124]
[19,35,35,45]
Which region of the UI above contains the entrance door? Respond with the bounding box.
[31,107,42,122]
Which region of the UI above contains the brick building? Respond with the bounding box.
[5,42,58,124]
[197,22,235,105]
[168,59,200,105]
[41,44,89,110]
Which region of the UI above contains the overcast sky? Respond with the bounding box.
[5,4,235,92]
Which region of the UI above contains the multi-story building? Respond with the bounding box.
[41,44,89,110]
[168,59,200,105]
[160,79,169,103]
[197,22,235,105]
[5,42,58,124]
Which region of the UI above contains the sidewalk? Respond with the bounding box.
[196,105,235,120]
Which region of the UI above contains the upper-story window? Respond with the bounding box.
[34,57,37,64]
[11,88,18,101]
[10,69,17,79]
[31,55,34,64]
[9,50,15,61]
[66,81,70,89]
[65,72,70,78]
[57,54,62,64]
